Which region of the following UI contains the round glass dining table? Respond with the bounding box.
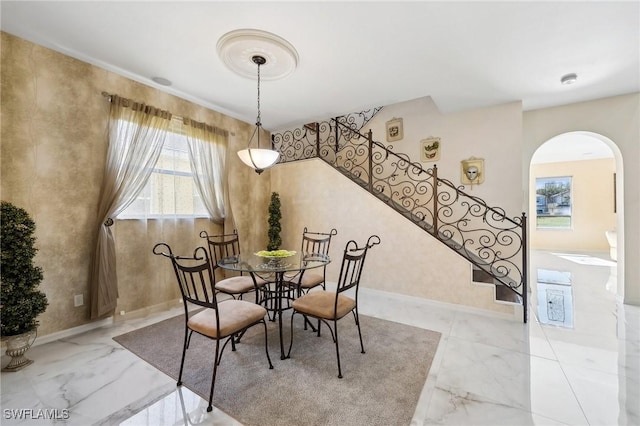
[217,252,331,359]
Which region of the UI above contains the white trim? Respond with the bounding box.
[29,317,114,348]
[326,281,518,321]
[23,299,183,348]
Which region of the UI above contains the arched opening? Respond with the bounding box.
[528,131,625,327]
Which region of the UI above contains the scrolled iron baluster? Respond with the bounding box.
[272,114,527,322]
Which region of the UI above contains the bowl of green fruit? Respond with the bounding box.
[255,249,297,258]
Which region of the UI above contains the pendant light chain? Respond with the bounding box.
[236,54,279,174]
[256,61,261,127]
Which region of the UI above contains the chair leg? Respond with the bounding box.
[186,329,194,349]
[231,333,237,351]
[262,320,274,369]
[286,312,296,358]
[333,319,343,378]
[177,325,189,387]
[353,309,365,354]
[207,339,221,412]
[234,328,248,344]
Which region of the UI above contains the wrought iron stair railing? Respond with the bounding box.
[272,113,528,323]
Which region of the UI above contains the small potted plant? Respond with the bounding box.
[1,201,48,371]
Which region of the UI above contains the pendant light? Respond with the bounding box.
[237,55,280,174]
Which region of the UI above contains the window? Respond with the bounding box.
[118,119,208,219]
[536,176,572,229]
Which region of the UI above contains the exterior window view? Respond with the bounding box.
[535,176,572,229]
[119,121,208,219]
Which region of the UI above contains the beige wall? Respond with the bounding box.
[524,94,640,305]
[361,97,524,214]
[530,158,616,251]
[1,32,271,336]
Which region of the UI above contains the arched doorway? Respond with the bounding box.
[529,131,625,324]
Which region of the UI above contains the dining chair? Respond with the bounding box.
[153,243,273,412]
[200,230,267,303]
[285,227,337,296]
[287,235,380,378]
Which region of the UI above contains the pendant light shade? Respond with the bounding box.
[236,55,280,174]
[237,148,280,174]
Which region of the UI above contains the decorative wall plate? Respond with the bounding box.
[420,136,441,162]
[386,118,403,142]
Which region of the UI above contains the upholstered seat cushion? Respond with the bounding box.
[283,271,324,289]
[291,291,355,320]
[299,272,324,288]
[187,299,267,338]
[215,275,266,294]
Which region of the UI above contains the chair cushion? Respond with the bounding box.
[291,291,355,320]
[188,300,267,338]
[283,271,324,289]
[215,275,266,294]
[299,272,324,289]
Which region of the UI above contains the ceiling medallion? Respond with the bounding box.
[217,29,299,80]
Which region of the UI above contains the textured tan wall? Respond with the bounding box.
[1,32,270,336]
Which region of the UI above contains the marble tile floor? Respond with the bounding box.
[1,249,638,425]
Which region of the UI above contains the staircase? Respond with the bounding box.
[272,112,528,322]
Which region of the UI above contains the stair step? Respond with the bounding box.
[472,265,522,304]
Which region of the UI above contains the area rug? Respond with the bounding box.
[113,311,441,426]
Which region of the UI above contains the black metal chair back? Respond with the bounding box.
[199,230,241,274]
[336,235,381,294]
[152,243,218,311]
[300,227,337,256]
[289,227,338,295]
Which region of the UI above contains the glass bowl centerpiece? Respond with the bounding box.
[255,249,296,268]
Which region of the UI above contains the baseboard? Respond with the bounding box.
[21,299,183,348]
[326,282,517,321]
[26,317,114,348]
[112,299,183,323]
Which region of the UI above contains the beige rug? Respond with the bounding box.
[113,311,440,426]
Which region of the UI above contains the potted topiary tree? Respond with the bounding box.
[267,192,282,251]
[1,201,48,371]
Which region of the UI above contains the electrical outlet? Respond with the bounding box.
[74,294,84,307]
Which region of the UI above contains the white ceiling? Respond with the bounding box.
[1,1,638,131]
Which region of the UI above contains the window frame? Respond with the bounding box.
[116,119,210,220]
[535,176,573,230]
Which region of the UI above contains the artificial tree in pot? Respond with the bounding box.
[267,192,282,251]
[1,201,48,371]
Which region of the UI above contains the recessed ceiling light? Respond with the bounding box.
[152,76,172,86]
[560,73,577,85]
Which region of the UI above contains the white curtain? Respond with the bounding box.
[184,118,229,225]
[90,95,171,319]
